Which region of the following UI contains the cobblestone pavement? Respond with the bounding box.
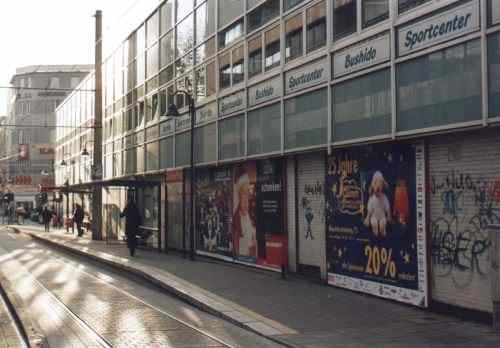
[0,291,24,347]
[0,228,283,347]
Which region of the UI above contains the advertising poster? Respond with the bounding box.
[233,162,258,263]
[196,167,233,258]
[256,159,285,268]
[326,143,427,307]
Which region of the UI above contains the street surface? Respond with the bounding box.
[0,227,283,348]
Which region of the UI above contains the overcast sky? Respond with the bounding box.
[0,0,160,115]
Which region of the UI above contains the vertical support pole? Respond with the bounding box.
[189,98,196,261]
[92,10,103,240]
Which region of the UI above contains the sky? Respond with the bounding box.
[0,0,160,115]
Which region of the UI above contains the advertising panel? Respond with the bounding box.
[326,143,427,307]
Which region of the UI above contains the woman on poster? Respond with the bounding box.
[233,173,257,260]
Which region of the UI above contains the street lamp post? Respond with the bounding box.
[167,89,195,261]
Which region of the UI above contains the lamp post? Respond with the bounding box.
[60,154,74,232]
[166,89,195,261]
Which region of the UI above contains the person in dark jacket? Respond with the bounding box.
[42,206,53,232]
[120,198,142,257]
[72,204,85,237]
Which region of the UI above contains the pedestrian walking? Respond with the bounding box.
[42,206,53,232]
[16,205,26,225]
[120,198,142,257]
[72,204,85,237]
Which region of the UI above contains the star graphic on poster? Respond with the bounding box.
[403,253,411,264]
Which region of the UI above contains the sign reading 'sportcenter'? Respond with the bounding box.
[398,0,479,56]
[285,58,328,94]
[334,34,390,78]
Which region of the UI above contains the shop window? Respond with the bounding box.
[265,26,280,70]
[285,14,303,62]
[248,36,263,78]
[306,1,326,53]
[196,0,216,45]
[195,123,217,163]
[247,0,279,33]
[218,0,244,29]
[160,136,174,169]
[141,186,158,229]
[206,61,216,96]
[397,40,482,131]
[219,114,245,159]
[232,45,245,85]
[219,53,231,89]
[248,102,281,155]
[160,31,174,68]
[160,1,174,36]
[488,33,500,117]
[333,0,356,40]
[333,69,391,142]
[284,0,305,11]
[219,19,244,49]
[398,0,431,14]
[175,131,191,167]
[146,141,159,171]
[146,43,159,78]
[146,10,159,48]
[285,88,327,149]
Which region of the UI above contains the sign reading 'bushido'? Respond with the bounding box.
[248,76,282,107]
[285,58,328,94]
[196,102,217,125]
[333,34,390,78]
[398,0,480,56]
[219,90,246,117]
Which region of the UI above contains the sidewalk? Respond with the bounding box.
[11,224,500,348]
[0,294,23,348]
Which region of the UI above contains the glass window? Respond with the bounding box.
[363,0,389,28]
[195,37,215,63]
[398,0,431,14]
[307,1,326,53]
[160,136,174,168]
[126,148,137,174]
[397,40,482,131]
[285,88,327,149]
[159,89,167,116]
[177,14,194,57]
[219,114,245,159]
[195,123,216,163]
[248,36,263,78]
[247,0,279,33]
[334,69,391,142]
[137,145,145,173]
[128,33,136,63]
[489,33,500,117]
[177,0,193,21]
[195,67,206,100]
[137,54,146,86]
[146,11,159,47]
[160,31,174,68]
[248,102,281,155]
[219,19,243,48]
[218,0,244,29]
[146,141,159,171]
[138,101,145,127]
[137,24,146,54]
[146,43,159,78]
[333,0,356,40]
[161,1,174,35]
[219,53,231,89]
[285,14,303,63]
[176,52,193,77]
[285,0,305,11]
[175,131,191,167]
[265,26,280,70]
[232,45,245,85]
[160,64,175,85]
[206,61,216,96]
[196,0,215,45]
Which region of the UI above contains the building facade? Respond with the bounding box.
[56,0,500,317]
[6,65,93,208]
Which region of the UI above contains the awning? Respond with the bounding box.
[47,175,163,194]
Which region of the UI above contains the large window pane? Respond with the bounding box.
[218,0,244,29]
[195,67,206,100]
[219,53,231,89]
[160,2,174,35]
[137,54,145,86]
[219,19,243,48]
[125,148,137,174]
[285,88,327,149]
[160,31,174,68]
[137,24,146,54]
[137,145,145,173]
[285,0,306,11]
[398,0,431,14]
[363,0,389,28]
[265,26,280,70]
[195,123,217,163]
[334,69,391,141]
[146,43,159,78]
[285,14,303,63]
[196,0,216,45]
[146,11,159,48]
[247,0,279,33]
[177,14,194,57]
[175,131,191,166]
[195,37,215,63]
[219,114,245,159]
[333,0,356,40]
[232,45,244,85]
[248,36,262,78]
[248,103,281,155]
[177,0,193,21]
[488,33,500,117]
[146,141,159,171]
[306,1,326,53]
[160,136,174,168]
[397,40,482,131]
[206,61,216,96]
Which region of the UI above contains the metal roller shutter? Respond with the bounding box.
[287,156,297,272]
[429,129,500,313]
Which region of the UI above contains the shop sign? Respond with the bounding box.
[160,119,174,136]
[248,76,282,107]
[398,0,479,56]
[285,58,327,94]
[196,102,217,125]
[493,1,500,25]
[219,91,246,117]
[326,142,428,307]
[333,34,390,78]
[175,114,191,131]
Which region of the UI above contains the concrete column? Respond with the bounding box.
[490,224,500,329]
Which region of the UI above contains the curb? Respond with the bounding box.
[14,227,301,348]
[0,271,47,348]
